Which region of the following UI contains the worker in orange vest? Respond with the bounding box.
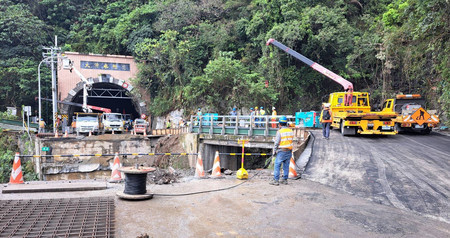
[320,103,332,139]
[271,106,277,128]
[270,116,294,186]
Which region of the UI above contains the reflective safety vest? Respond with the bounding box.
[320,109,332,123]
[279,128,294,150]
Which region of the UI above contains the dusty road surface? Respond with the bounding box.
[2,173,449,238]
[303,130,450,224]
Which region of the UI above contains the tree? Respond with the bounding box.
[184,52,277,113]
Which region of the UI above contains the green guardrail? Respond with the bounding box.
[0,119,39,129]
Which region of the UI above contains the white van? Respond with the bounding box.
[102,113,124,133]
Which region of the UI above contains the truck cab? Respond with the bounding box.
[327,92,397,135]
[382,94,439,134]
[102,113,124,133]
[75,113,104,135]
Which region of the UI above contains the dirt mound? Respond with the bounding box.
[153,135,188,168]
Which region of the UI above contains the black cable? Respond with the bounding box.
[123,173,148,195]
[303,130,315,170]
[151,156,274,197]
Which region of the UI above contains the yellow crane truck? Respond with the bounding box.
[267,39,397,135]
[382,94,439,134]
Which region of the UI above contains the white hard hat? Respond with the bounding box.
[324,103,331,108]
[272,107,276,110]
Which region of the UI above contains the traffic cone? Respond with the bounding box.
[195,153,205,178]
[210,151,222,178]
[88,130,92,137]
[63,130,68,138]
[9,152,24,184]
[109,152,122,183]
[112,130,115,135]
[144,129,147,136]
[54,130,59,138]
[288,156,299,178]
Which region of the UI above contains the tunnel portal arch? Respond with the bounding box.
[60,74,147,121]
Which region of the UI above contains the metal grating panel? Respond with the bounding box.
[0,197,115,237]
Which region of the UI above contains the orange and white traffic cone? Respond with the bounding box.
[109,152,122,183]
[210,151,222,178]
[144,129,147,136]
[195,153,205,178]
[54,130,59,138]
[63,130,68,138]
[288,156,299,179]
[9,152,24,184]
[112,130,115,135]
[88,130,92,137]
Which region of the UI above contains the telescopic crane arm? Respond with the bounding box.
[62,58,92,112]
[266,38,354,105]
[36,97,111,113]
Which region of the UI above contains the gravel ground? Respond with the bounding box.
[1,171,448,238]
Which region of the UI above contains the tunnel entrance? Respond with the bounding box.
[67,82,140,121]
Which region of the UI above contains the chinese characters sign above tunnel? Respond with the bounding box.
[80,61,130,71]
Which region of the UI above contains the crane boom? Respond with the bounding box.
[37,97,111,113]
[266,38,354,105]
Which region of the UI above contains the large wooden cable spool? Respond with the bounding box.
[116,166,156,200]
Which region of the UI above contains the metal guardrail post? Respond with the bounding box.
[209,115,213,135]
[264,115,269,136]
[199,116,203,133]
[247,116,252,136]
[234,115,238,135]
[221,116,225,135]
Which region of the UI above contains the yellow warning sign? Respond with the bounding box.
[411,108,430,125]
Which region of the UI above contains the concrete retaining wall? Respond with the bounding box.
[36,136,159,180]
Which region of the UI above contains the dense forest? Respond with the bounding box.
[0,0,449,123]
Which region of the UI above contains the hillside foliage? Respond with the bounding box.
[0,0,448,122]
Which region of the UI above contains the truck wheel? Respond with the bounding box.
[394,123,399,133]
[340,120,356,136]
[394,123,403,134]
[421,127,432,135]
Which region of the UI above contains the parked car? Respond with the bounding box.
[134,119,149,134]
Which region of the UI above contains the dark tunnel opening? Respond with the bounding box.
[67,83,140,121]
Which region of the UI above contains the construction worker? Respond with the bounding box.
[270,116,294,186]
[39,118,45,133]
[259,106,266,127]
[230,108,237,116]
[195,108,202,126]
[230,107,237,126]
[271,106,277,128]
[166,119,172,129]
[255,106,260,128]
[320,103,332,139]
[249,108,255,127]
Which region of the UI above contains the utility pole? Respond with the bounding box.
[42,36,61,133]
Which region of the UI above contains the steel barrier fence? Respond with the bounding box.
[18,152,277,158]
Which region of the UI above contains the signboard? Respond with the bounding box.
[141,114,147,119]
[411,108,430,126]
[80,61,130,71]
[42,147,50,152]
[23,106,31,115]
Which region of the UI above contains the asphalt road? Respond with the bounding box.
[303,130,450,223]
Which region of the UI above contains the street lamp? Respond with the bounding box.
[38,57,50,128]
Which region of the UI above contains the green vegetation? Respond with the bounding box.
[0,131,38,183]
[0,0,448,123]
